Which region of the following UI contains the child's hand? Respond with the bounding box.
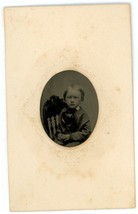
[62,134,70,141]
[57,133,63,140]
[57,133,70,141]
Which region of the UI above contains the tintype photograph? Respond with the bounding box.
[4,4,135,212]
[40,70,99,147]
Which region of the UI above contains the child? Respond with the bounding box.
[55,84,91,147]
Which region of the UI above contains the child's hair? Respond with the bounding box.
[63,84,85,101]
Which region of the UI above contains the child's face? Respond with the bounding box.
[65,88,81,109]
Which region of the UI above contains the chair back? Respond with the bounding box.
[42,95,67,139]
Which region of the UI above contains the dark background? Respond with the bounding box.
[40,70,99,132]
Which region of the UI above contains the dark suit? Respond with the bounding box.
[55,106,91,147]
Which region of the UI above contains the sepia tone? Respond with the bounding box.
[5,4,135,211]
[40,70,99,147]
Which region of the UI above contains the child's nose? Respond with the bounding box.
[71,97,74,102]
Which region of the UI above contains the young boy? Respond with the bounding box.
[55,84,91,147]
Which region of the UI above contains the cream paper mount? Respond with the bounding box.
[4,4,135,211]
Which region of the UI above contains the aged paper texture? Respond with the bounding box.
[4,4,135,211]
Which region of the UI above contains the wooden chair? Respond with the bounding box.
[42,95,67,140]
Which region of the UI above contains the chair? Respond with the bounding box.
[42,95,67,140]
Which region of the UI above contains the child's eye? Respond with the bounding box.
[66,96,79,99]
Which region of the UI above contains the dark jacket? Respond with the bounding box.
[56,106,91,143]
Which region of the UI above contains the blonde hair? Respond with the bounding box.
[63,84,85,101]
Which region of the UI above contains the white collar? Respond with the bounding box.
[76,106,80,111]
